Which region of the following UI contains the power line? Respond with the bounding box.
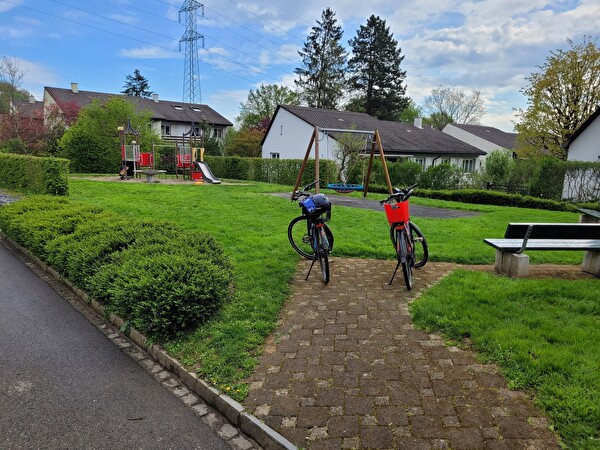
[4,0,274,86]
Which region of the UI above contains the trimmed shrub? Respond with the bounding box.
[0,153,69,195]
[0,197,232,341]
[89,252,230,341]
[204,156,338,187]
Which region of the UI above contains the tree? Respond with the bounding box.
[398,98,423,123]
[331,126,368,182]
[422,86,485,129]
[347,15,409,120]
[0,57,28,114]
[514,37,600,159]
[222,127,263,157]
[428,111,454,130]
[236,84,300,129]
[59,97,159,173]
[121,69,154,98]
[294,8,347,109]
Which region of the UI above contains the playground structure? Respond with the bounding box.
[175,123,221,184]
[292,126,393,198]
[119,119,155,179]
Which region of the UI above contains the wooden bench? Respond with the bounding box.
[579,208,600,223]
[484,223,600,277]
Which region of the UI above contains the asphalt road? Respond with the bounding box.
[0,242,231,450]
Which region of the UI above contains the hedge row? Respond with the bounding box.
[0,196,232,341]
[0,153,69,195]
[204,155,338,187]
[363,184,599,212]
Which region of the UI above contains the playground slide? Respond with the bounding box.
[194,161,221,184]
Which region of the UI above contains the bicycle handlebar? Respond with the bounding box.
[380,183,418,204]
[292,180,319,201]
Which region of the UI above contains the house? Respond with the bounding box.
[562,106,600,200]
[564,106,600,163]
[261,105,485,172]
[442,123,517,156]
[43,83,233,141]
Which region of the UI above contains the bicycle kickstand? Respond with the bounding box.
[389,260,401,285]
[305,257,318,280]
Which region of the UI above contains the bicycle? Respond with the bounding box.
[380,184,429,290]
[288,180,333,284]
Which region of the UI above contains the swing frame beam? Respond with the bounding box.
[291,126,393,199]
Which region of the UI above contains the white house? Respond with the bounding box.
[262,105,485,172]
[443,123,517,157]
[43,83,232,141]
[562,106,600,200]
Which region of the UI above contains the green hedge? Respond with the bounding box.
[204,156,338,186]
[363,184,598,212]
[0,153,69,195]
[0,197,232,341]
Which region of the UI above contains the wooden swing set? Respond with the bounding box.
[291,126,394,198]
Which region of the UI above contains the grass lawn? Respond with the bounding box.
[67,178,597,447]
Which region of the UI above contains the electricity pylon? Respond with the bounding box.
[179,0,204,104]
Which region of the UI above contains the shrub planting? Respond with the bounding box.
[0,196,232,341]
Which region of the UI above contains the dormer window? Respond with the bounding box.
[191,106,202,112]
[172,105,183,110]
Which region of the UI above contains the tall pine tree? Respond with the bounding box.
[121,69,154,98]
[294,8,347,110]
[347,15,409,120]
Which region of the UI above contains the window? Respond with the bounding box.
[191,106,202,112]
[462,159,475,172]
[270,152,280,159]
[161,124,171,136]
[213,128,223,139]
[441,158,451,165]
[414,158,425,168]
[172,105,183,110]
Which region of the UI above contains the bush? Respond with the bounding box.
[417,188,579,211]
[0,197,232,341]
[204,156,338,187]
[419,163,463,190]
[0,153,69,195]
[89,252,230,341]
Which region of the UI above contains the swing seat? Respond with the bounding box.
[327,183,364,194]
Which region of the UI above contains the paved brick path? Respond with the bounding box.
[243,258,559,449]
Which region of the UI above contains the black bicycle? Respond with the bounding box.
[288,180,333,284]
[380,184,428,290]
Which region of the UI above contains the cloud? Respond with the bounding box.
[0,0,23,13]
[119,46,178,59]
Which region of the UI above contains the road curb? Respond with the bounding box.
[0,234,296,450]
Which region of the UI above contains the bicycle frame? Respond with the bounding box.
[288,181,332,284]
[380,184,428,290]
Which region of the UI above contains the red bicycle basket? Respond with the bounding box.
[384,201,409,225]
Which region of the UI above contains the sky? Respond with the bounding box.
[1,0,599,132]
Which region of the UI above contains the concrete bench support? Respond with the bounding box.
[582,250,600,276]
[494,250,530,278]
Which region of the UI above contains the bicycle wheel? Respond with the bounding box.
[409,222,428,268]
[399,229,413,290]
[288,216,333,259]
[317,227,330,284]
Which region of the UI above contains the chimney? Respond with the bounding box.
[70,82,79,93]
[152,93,159,102]
[29,95,35,103]
[414,117,423,129]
